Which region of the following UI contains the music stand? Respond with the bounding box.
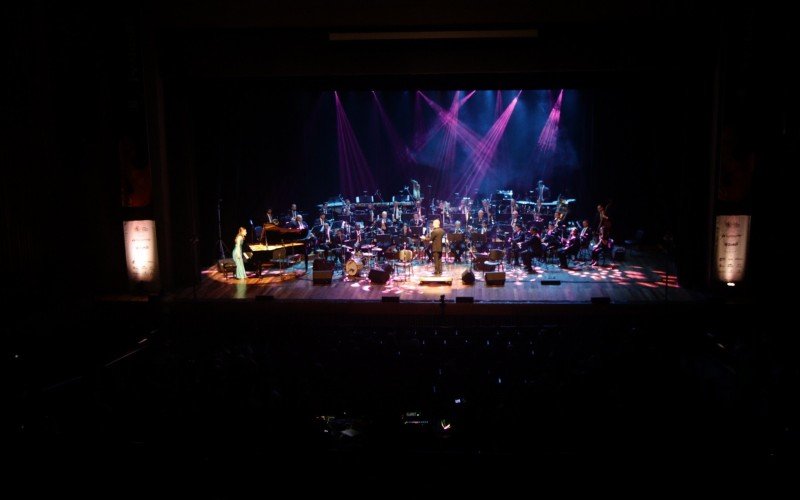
[470,232,486,242]
[375,234,392,250]
[447,232,464,243]
[447,232,465,263]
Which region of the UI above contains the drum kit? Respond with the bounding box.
[344,244,380,278]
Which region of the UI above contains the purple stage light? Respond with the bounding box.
[373,91,417,167]
[335,91,376,197]
[537,89,563,154]
[455,92,521,196]
[418,91,481,152]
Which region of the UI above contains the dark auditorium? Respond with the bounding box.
[5,0,791,482]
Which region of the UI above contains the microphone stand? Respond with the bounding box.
[215,198,227,260]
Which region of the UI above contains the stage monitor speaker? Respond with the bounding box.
[461,270,475,284]
[256,294,275,301]
[455,296,474,303]
[313,259,334,271]
[313,269,334,284]
[541,280,561,286]
[484,271,506,286]
[591,296,611,305]
[381,296,400,303]
[368,267,391,284]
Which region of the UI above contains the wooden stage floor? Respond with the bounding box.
[171,250,704,305]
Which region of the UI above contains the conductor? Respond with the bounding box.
[428,219,445,275]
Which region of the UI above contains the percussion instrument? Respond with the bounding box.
[398,249,413,262]
[345,258,364,277]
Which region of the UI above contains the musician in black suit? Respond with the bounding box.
[542,222,559,247]
[579,219,592,245]
[345,226,363,249]
[474,219,491,252]
[558,228,581,268]
[260,208,276,243]
[314,222,332,259]
[508,223,525,266]
[397,224,413,249]
[472,209,487,227]
[510,210,522,230]
[315,213,327,230]
[450,220,467,263]
[428,219,445,275]
[289,215,306,229]
[329,228,347,265]
[264,208,276,224]
[374,211,391,233]
[591,226,612,266]
[520,226,543,273]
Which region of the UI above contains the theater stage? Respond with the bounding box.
[170,249,703,306]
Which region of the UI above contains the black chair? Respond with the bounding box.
[271,247,300,275]
[596,239,614,265]
[217,259,237,278]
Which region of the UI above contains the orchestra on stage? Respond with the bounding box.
[247,180,615,279]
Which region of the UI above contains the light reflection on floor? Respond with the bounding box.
[206,256,682,292]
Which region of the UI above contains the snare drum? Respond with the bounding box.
[345,258,364,277]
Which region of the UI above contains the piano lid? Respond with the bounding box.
[261,223,309,240]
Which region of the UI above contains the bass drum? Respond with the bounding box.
[345,258,364,277]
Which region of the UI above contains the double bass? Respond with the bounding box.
[596,201,612,234]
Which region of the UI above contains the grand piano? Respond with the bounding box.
[246,223,311,275]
